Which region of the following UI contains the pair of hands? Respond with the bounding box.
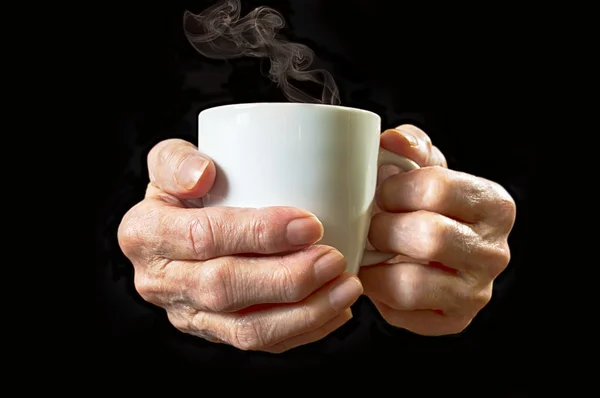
[118,125,516,353]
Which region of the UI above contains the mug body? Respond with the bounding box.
[199,103,381,273]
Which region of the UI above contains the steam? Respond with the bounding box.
[183,0,340,105]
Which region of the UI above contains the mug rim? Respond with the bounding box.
[199,102,380,119]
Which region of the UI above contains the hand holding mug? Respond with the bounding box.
[118,139,364,354]
[361,125,516,336]
[118,104,517,352]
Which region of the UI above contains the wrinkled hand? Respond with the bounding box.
[118,139,363,353]
[360,125,516,336]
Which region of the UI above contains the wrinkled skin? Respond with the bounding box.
[118,125,515,352]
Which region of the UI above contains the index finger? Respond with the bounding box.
[136,200,325,259]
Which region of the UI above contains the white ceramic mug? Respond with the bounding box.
[198,103,419,274]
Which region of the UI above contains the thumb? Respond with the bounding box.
[381,125,447,168]
[147,139,216,199]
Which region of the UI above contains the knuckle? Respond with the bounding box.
[144,208,178,258]
[486,181,517,227]
[417,213,448,260]
[248,214,272,252]
[298,304,317,329]
[188,212,217,258]
[117,203,145,257]
[420,168,448,209]
[496,197,517,227]
[188,312,223,342]
[118,201,163,259]
[133,271,161,305]
[196,260,235,312]
[170,311,224,343]
[481,243,511,278]
[494,244,511,272]
[230,319,268,351]
[167,312,192,333]
[443,283,470,314]
[273,260,301,302]
[472,284,493,311]
[272,249,322,302]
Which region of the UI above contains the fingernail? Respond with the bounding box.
[392,129,419,147]
[286,217,323,245]
[329,277,363,311]
[313,250,347,283]
[177,155,208,190]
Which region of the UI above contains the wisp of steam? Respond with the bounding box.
[183,0,340,105]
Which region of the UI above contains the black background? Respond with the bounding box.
[95,0,535,388]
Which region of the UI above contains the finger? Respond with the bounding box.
[379,166,494,223]
[369,210,509,278]
[264,309,353,353]
[381,125,447,168]
[372,300,473,336]
[147,139,216,199]
[155,245,347,312]
[166,312,225,344]
[194,273,363,351]
[132,202,324,260]
[359,262,479,314]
